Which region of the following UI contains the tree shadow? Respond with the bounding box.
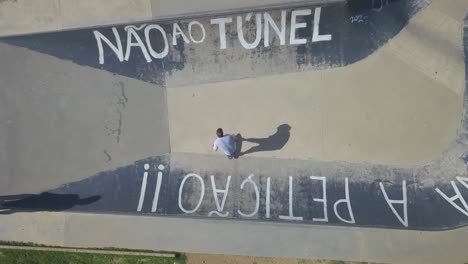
[0,192,101,214]
[238,124,291,157]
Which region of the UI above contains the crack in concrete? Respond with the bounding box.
[103,150,112,163]
[105,81,128,144]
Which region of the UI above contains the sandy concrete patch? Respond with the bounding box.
[186,254,373,264]
[168,47,462,167]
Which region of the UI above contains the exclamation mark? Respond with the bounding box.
[151,164,165,212]
[137,163,150,212]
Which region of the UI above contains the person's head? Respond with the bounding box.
[216,128,224,138]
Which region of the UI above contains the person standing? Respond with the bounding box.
[213,128,237,159]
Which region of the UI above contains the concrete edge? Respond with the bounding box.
[0,0,345,38]
[149,0,345,22]
[4,211,468,263]
[0,245,176,257]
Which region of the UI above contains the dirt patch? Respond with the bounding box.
[186,254,372,264]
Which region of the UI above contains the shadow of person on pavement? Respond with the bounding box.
[238,124,291,157]
[0,192,101,214]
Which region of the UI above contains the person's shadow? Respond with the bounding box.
[237,124,291,157]
[0,192,101,214]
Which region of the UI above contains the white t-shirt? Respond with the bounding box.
[213,135,236,156]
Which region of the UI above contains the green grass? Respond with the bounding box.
[0,248,186,264]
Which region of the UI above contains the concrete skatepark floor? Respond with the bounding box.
[0,0,467,229]
[0,0,468,262]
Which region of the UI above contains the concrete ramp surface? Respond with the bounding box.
[0,0,468,231]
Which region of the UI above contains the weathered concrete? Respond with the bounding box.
[0,0,153,37]
[0,43,170,194]
[1,211,468,264]
[1,151,461,230]
[166,0,465,166]
[150,0,343,20]
[0,0,467,262]
[167,61,461,166]
[3,0,461,166]
[0,0,467,231]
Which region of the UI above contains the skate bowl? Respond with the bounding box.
[0,0,467,230]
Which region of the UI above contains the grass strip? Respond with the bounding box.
[0,248,186,264]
